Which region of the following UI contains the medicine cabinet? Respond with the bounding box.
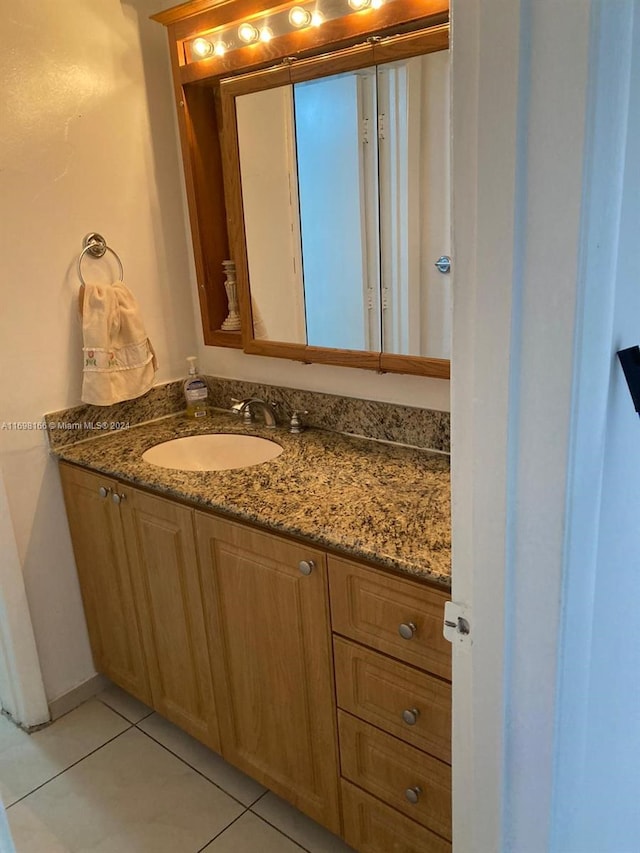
[153,0,450,378]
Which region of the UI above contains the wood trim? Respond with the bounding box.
[219,77,256,346]
[373,22,449,63]
[244,339,382,371]
[289,42,375,83]
[380,353,451,379]
[151,0,230,26]
[155,0,449,44]
[219,63,291,97]
[184,83,233,339]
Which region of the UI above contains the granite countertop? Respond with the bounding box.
[52,411,451,588]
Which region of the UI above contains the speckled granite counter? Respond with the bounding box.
[52,411,451,588]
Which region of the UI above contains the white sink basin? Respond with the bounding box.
[141,434,283,472]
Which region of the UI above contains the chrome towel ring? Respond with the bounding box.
[77,233,124,286]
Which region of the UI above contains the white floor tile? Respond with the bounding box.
[97,683,153,724]
[138,713,266,806]
[7,727,243,853]
[0,700,129,807]
[253,792,355,853]
[202,811,305,852]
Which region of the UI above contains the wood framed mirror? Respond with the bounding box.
[221,26,450,378]
[152,1,450,378]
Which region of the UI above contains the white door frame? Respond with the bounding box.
[450,0,593,849]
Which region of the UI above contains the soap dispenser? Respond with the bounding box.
[183,357,208,419]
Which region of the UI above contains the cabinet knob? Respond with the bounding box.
[398,621,417,640]
[402,708,420,726]
[405,786,422,805]
[111,492,126,505]
[98,486,111,499]
[298,560,315,576]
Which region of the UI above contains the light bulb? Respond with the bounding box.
[311,11,324,26]
[238,22,259,43]
[289,6,312,27]
[259,26,273,42]
[214,41,226,56]
[371,0,383,7]
[192,37,213,58]
[348,0,371,9]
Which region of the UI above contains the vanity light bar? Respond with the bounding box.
[186,0,385,64]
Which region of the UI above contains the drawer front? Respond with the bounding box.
[341,780,451,853]
[339,711,451,840]
[334,638,451,763]
[329,557,451,679]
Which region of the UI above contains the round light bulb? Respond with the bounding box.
[238,22,259,43]
[192,37,213,58]
[311,11,324,26]
[289,6,312,27]
[214,41,227,56]
[371,0,383,7]
[259,26,273,42]
[348,0,371,9]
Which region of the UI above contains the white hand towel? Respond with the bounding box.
[80,281,158,406]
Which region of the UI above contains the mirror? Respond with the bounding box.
[223,30,450,374]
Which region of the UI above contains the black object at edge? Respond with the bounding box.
[617,345,640,413]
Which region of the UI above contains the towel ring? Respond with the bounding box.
[77,233,124,286]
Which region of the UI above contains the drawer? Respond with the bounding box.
[328,557,451,679]
[341,780,451,853]
[334,638,451,763]
[339,711,451,840]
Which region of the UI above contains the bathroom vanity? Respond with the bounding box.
[55,411,452,852]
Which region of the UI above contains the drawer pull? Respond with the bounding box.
[112,492,126,505]
[298,560,315,576]
[98,486,111,498]
[402,708,420,726]
[398,621,417,640]
[405,786,422,805]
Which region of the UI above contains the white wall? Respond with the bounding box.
[198,348,451,410]
[552,4,640,850]
[0,0,197,702]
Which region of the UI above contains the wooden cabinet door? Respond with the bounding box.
[195,514,341,835]
[120,488,219,751]
[59,463,151,705]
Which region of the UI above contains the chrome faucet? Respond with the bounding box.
[231,397,277,429]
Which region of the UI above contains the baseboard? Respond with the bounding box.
[48,673,109,721]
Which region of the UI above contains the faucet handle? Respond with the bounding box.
[289,410,308,434]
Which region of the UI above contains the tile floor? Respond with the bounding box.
[1,684,355,853]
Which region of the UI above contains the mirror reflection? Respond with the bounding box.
[235,49,450,359]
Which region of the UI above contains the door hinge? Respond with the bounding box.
[443,601,471,644]
[362,117,370,145]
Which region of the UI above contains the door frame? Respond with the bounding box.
[450,0,593,849]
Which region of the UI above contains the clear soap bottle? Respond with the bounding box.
[183,357,208,419]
